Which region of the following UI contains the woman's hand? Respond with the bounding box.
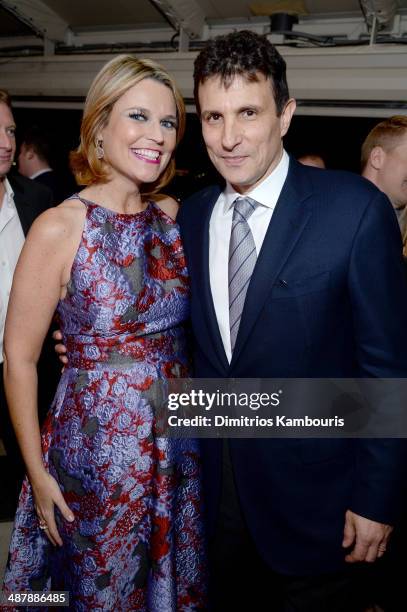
[31,471,75,547]
[52,329,68,366]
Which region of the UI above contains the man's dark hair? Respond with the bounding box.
[193,30,290,116]
[21,125,52,165]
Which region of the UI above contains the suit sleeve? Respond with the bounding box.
[348,190,407,524]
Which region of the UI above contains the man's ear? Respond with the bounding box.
[21,144,35,160]
[280,98,296,138]
[369,145,385,171]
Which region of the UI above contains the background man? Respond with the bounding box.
[0,90,53,510]
[361,116,407,256]
[18,125,75,205]
[177,31,407,611]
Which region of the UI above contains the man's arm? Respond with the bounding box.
[344,190,407,561]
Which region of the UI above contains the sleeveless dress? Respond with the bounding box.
[3,196,206,611]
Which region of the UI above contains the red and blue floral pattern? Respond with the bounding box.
[3,197,206,611]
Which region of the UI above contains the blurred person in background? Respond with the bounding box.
[0,89,53,506]
[18,124,76,205]
[362,116,407,256]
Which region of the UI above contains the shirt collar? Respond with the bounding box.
[2,177,15,209]
[222,149,289,213]
[30,168,52,180]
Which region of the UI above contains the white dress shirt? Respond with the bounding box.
[0,178,25,363]
[209,150,289,362]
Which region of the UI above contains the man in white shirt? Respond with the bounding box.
[0,89,53,502]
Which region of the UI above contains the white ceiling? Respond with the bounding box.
[44,0,167,28]
[43,0,407,26]
[1,0,407,35]
[41,0,363,27]
[1,0,406,114]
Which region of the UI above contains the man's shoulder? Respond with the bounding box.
[293,162,387,219]
[178,184,222,224]
[299,162,380,199]
[35,169,57,188]
[9,172,53,204]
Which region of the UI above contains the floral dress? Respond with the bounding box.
[3,196,206,611]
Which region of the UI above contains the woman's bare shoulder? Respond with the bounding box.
[27,198,86,245]
[152,194,180,220]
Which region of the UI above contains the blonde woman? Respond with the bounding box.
[3,55,205,610]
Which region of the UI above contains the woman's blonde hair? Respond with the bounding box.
[70,54,185,196]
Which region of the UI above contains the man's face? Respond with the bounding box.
[0,102,16,179]
[198,73,295,194]
[377,135,407,210]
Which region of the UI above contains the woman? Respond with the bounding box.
[3,55,205,610]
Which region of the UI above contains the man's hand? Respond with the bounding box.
[342,509,392,563]
[52,329,68,365]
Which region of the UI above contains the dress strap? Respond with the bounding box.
[67,193,92,206]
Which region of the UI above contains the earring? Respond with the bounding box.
[95,140,104,159]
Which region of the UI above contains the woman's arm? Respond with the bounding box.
[3,204,83,545]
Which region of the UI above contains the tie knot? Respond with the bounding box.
[233,196,258,221]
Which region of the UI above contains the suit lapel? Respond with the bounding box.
[230,158,314,368]
[10,176,32,236]
[191,186,230,373]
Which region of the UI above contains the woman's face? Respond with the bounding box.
[100,78,178,187]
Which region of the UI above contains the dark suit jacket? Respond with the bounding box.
[177,157,407,575]
[9,172,53,235]
[33,169,76,205]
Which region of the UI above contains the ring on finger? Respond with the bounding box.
[39,522,49,530]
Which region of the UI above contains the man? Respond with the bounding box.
[0,89,53,501]
[18,125,75,205]
[361,116,407,256]
[176,31,407,611]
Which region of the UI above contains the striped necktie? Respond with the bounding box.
[228,196,259,352]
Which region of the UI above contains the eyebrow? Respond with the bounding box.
[201,104,262,116]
